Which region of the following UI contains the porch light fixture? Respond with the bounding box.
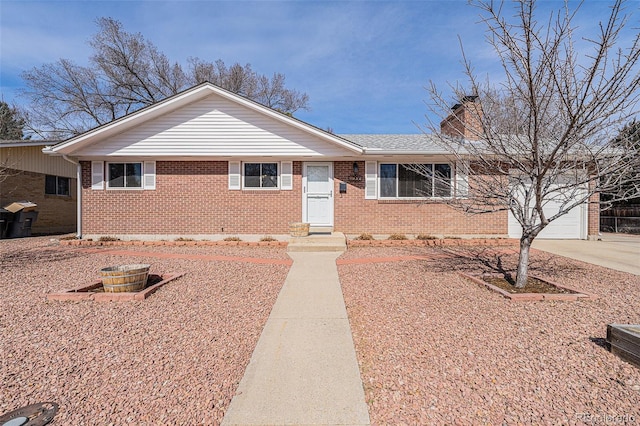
[353,162,359,176]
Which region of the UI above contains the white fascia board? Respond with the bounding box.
[0,141,57,148]
[42,146,59,155]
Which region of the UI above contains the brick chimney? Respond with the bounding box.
[440,95,483,140]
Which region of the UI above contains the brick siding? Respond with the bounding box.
[1,169,77,234]
[81,160,511,237]
[588,181,600,237]
[333,161,507,235]
[440,97,483,141]
[81,161,301,235]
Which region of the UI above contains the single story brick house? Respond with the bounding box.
[1,140,77,235]
[44,82,598,240]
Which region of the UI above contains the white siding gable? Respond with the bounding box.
[78,94,355,158]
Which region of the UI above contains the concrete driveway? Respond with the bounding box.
[532,233,640,275]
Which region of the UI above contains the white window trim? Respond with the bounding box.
[454,161,469,198]
[143,161,156,190]
[280,161,293,190]
[229,161,241,190]
[377,162,454,200]
[106,161,144,190]
[241,161,282,190]
[365,161,377,199]
[91,161,104,190]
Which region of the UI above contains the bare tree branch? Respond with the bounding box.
[20,17,310,138]
[422,0,640,288]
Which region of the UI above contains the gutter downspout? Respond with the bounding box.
[61,154,82,238]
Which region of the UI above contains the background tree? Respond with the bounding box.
[21,17,309,139]
[0,101,28,140]
[604,120,640,206]
[0,101,27,185]
[424,0,640,288]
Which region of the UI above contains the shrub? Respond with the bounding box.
[174,237,195,241]
[260,236,277,242]
[59,235,78,240]
[416,233,437,240]
[98,236,119,242]
[387,233,408,240]
[444,235,461,239]
[223,236,242,241]
[354,233,374,240]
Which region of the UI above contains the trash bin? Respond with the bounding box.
[0,209,13,239]
[3,201,38,238]
[8,211,39,238]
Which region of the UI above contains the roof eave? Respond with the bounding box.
[0,140,60,148]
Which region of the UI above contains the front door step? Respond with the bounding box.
[309,226,334,234]
[287,232,347,252]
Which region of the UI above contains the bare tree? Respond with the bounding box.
[21,18,310,139]
[423,0,640,288]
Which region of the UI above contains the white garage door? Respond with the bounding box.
[508,187,588,240]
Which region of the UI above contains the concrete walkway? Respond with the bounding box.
[222,252,370,425]
[532,233,640,275]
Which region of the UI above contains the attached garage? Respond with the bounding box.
[508,186,589,240]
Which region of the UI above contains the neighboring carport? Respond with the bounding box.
[532,233,640,275]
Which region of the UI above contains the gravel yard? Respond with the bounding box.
[339,246,640,425]
[3,236,639,425]
[0,236,290,425]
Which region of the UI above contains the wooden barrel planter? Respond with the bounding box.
[289,222,310,237]
[100,264,150,293]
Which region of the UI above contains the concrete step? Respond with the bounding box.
[309,226,334,234]
[287,232,347,252]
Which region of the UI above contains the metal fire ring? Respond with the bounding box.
[0,402,58,426]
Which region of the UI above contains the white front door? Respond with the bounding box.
[302,162,333,226]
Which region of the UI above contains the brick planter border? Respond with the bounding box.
[459,272,598,301]
[60,240,287,247]
[348,238,518,247]
[46,272,185,302]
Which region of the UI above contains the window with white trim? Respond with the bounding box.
[243,162,278,189]
[379,163,452,198]
[107,162,142,188]
[45,175,70,196]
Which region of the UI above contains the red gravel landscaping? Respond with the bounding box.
[0,236,290,425]
[339,246,640,425]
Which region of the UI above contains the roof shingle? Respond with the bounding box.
[339,134,447,153]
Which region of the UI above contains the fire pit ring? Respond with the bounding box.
[0,402,58,426]
[100,264,150,293]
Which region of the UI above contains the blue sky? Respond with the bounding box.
[0,0,630,134]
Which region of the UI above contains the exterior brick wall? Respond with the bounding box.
[81,161,302,235]
[333,161,507,235]
[81,160,508,237]
[1,169,77,234]
[440,97,483,141]
[588,181,600,238]
[80,160,599,238]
